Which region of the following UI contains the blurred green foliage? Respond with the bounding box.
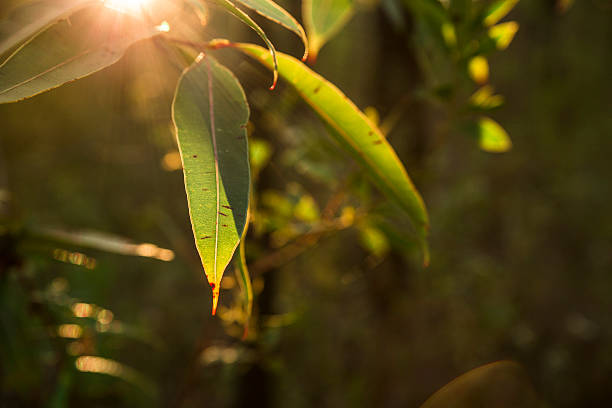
[1,0,611,407]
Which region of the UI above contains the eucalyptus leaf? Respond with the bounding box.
[234,43,429,256]
[210,0,279,88]
[302,0,355,62]
[172,54,250,314]
[0,0,94,58]
[235,0,308,60]
[0,5,159,104]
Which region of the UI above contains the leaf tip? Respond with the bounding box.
[210,283,220,316]
[269,62,279,90]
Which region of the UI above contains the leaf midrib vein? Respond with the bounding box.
[205,56,220,284]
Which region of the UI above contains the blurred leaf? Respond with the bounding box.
[403,0,448,24]
[172,54,250,315]
[211,0,279,89]
[468,55,489,84]
[294,194,320,222]
[364,106,380,127]
[0,5,159,104]
[249,138,273,177]
[0,0,93,57]
[483,0,519,27]
[234,0,308,60]
[358,224,390,258]
[303,0,355,62]
[28,226,175,261]
[470,85,504,110]
[420,361,540,408]
[261,190,294,218]
[488,21,518,50]
[476,117,512,153]
[441,22,457,48]
[235,223,253,339]
[75,355,155,394]
[234,43,429,254]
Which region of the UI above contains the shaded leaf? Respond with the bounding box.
[172,54,250,315]
[476,117,512,153]
[210,0,279,88]
[234,0,308,60]
[420,361,540,408]
[234,43,429,252]
[302,0,355,62]
[0,0,94,57]
[483,0,519,26]
[0,5,159,104]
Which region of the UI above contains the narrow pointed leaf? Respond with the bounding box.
[0,5,159,104]
[0,0,94,57]
[302,0,355,62]
[233,0,307,60]
[172,55,250,314]
[210,0,279,89]
[483,0,519,26]
[27,226,175,261]
[234,43,429,244]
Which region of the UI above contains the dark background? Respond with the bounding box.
[1,0,611,407]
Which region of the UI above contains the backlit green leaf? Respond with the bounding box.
[234,43,429,253]
[210,0,279,88]
[488,21,519,50]
[477,117,512,153]
[172,54,250,315]
[302,0,355,62]
[483,0,519,27]
[0,0,94,57]
[0,5,159,104]
[234,0,308,60]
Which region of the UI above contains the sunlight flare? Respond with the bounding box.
[101,0,151,15]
